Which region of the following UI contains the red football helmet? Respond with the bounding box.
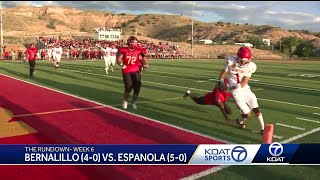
[237,47,252,65]
[127,36,138,49]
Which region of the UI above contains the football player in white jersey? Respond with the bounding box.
[219,47,265,134]
[110,43,118,72]
[47,45,53,61]
[53,43,63,68]
[101,43,112,74]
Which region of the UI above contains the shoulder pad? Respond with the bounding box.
[226,56,237,66]
[248,62,257,73]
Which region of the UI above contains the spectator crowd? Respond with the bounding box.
[2,36,183,61]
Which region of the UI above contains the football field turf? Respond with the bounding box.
[0,59,319,179]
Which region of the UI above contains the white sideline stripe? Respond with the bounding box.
[281,127,320,143]
[275,123,305,131]
[196,81,206,83]
[180,165,229,180]
[57,68,320,110]
[0,73,231,144]
[296,117,320,124]
[313,113,320,116]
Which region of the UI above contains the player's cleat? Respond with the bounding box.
[111,67,114,72]
[132,102,137,110]
[105,68,109,75]
[183,90,191,98]
[235,118,246,129]
[122,100,128,109]
[260,129,264,135]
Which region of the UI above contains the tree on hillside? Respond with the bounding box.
[275,36,302,55]
[295,40,315,57]
[46,21,56,29]
[246,35,265,48]
[80,19,93,33]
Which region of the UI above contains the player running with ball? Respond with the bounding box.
[219,47,265,134]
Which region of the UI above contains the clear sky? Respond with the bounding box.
[2,1,320,32]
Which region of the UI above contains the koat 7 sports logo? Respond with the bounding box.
[267,142,285,162]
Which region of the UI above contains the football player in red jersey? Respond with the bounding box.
[26,43,38,78]
[183,79,233,124]
[116,36,148,110]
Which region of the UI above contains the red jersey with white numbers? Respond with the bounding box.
[27,47,38,61]
[119,47,145,74]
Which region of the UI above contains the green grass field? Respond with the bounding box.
[0,59,319,179]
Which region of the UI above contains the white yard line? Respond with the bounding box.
[256,81,320,92]
[296,117,320,124]
[273,135,284,139]
[252,88,264,91]
[259,98,320,110]
[313,113,320,116]
[250,129,283,139]
[276,123,305,131]
[147,70,320,92]
[280,127,320,143]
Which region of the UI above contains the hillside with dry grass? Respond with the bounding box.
[2,5,320,59]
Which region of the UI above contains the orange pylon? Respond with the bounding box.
[262,124,274,144]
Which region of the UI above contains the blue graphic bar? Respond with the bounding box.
[0,144,319,165]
